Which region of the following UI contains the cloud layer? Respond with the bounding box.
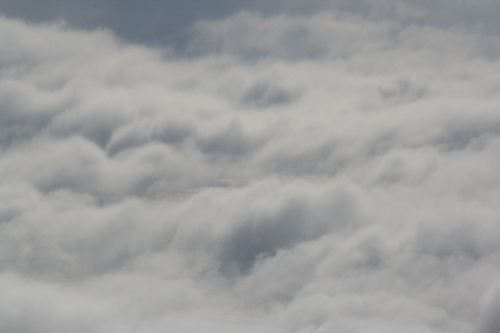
[1,2,500,332]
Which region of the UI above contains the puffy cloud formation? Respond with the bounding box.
[1,2,500,332]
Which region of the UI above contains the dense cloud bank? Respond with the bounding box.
[1,2,500,332]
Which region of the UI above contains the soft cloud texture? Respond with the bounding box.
[1,2,500,332]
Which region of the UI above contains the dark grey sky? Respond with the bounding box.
[1,0,498,48]
[0,0,329,47]
[0,0,238,46]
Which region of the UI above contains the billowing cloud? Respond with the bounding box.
[1,2,500,332]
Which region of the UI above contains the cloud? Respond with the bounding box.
[186,11,397,61]
[0,2,500,332]
[480,285,500,333]
[0,273,128,333]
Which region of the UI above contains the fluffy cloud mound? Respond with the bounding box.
[0,3,499,332]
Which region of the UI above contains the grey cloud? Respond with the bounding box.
[196,121,263,158]
[0,273,126,333]
[1,4,500,332]
[369,147,437,186]
[0,80,71,147]
[406,1,500,36]
[187,11,396,61]
[438,117,500,152]
[232,243,322,307]
[259,141,340,176]
[240,80,302,108]
[218,181,361,274]
[0,185,186,281]
[106,118,195,156]
[378,78,429,103]
[50,110,121,149]
[185,3,499,61]
[167,179,364,278]
[481,286,500,333]
[219,196,313,275]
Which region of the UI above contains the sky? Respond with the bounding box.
[0,1,499,332]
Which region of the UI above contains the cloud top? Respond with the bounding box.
[0,3,499,332]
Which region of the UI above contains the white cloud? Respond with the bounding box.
[1,3,500,332]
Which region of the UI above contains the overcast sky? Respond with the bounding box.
[1,1,500,332]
